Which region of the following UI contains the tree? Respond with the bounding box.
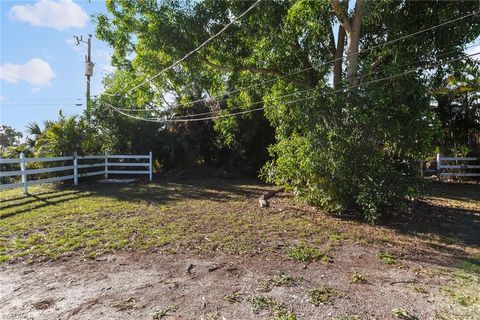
[0,125,22,149]
[26,111,103,157]
[94,0,480,221]
[431,60,480,155]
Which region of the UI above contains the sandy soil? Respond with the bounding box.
[0,244,457,320]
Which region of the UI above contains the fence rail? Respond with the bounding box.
[0,152,152,194]
[437,153,480,177]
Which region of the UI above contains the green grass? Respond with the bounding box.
[392,307,416,319]
[378,251,397,265]
[0,179,386,264]
[223,291,245,303]
[260,272,299,292]
[308,286,341,306]
[249,294,296,319]
[250,295,274,313]
[286,243,331,263]
[351,273,366,284]
[436,257,480,317]
[1,179,479,268]
[461,258,480,275]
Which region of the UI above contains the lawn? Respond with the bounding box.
[0,178,479,319]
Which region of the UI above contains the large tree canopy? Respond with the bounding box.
[94,0,480,221]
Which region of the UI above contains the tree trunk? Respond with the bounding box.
[333,25,346,87]
[345,0,364,85]
[329,0,364,86]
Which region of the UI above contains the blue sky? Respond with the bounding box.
[0,0,113,135]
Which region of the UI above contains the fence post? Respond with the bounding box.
[20,152,28,195]
[104,152,109,179]
[73,151,78,186]
[436,153,442,176]
[149,151,153,181]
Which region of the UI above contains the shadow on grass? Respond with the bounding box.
[0,190,91,220]
[401,181,479,246]
[380,181,480,266]
[0,189,81,212]
[85,177,265,204]
[0,178,265,220]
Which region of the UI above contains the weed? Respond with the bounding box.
[440,257,480,311]
[392,307,417,320]
[461,258,480,275]
[260,272,299,292]
[412,285,428,294]
[223,291,244,303]
[271,272,297,286]
[153,305,178,319]
[0,254,11,263]
[286,243,331,263]
[269,308,297,320]
[351,273,366,284]
[378,251,397,265]
[113,297,142,311]
[249,295,294,319]
[250,295,273,313]
[268,300,296,320]
[333,316,361,320]
[442,287,478,307]
[308,286,340,306]
[456,294,478,307]
[328,232,347,243]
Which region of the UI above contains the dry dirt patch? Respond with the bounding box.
[0,246,471,320]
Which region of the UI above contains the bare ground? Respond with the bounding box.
[0,246,458,320]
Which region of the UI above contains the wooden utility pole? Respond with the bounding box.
[74,34,94,113]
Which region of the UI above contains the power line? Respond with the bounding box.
[168,42,480,119]
[106,10,479,110]
[105,52,480,123]
[104,0,263,97]
[111,42,480,119]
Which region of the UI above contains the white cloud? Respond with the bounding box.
[31,87,41,93]
[9,0,88,31]
[1,58,56,86]
[0,96,5,101]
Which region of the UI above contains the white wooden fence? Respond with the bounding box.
[0,152,152,194]
[437,153,480,177]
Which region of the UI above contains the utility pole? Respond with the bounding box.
[74,34,94,115]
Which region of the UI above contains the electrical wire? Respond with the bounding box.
[167,42,480,119]
[103,0,263,97]
[111,42,480,119]
[104,10,479,110]
[105,51,480,123]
